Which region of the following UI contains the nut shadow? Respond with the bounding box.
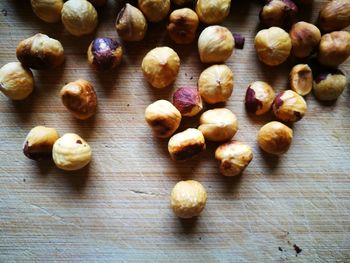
[216,172,244,193]
[56,164,91,193]
[71,115,98,140]
[178,217,199,234]
[259,147,280,170]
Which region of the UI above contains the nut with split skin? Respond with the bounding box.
[245,81,275,115]
[289,64,313,96]
[30,0,64,23]
[313,69,347,101]
[195,0,231,25]
[172,87,202,117]
[273,90,307,123]
[138,0,170,23]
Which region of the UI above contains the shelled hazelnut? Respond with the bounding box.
[245,81,275,115]
[172,87,202,117]
[318,0,350,32]
[88,0,107,7]
[259,0,298,28]
[289,64,313,96]
[313,69,347,101]
[195,0,231,25]
[138,0,170,23]
[272,90,307,122]
[31,0,63,23]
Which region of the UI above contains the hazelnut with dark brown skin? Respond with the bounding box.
[245,81,275,115]
[318,0,350,32]
[273,90,307,122]
[259,0,298,28]
[172,87,202,117]
[313,69,347,101]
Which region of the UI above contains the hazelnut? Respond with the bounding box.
[257,121,293,155]
[16,33,64,70]
[172,87,203,117]
[289,64,313,96]
[289,21,321,58]
[138,0,170,23]
[52,133,92,171]
[167,8,199,45]
[168,128,205,161]
[171,0,192,5]
[318,0,350,32]
[30,0,63,23]
[245,81,275,115]
[61,0,98,37]
[215,141,253,177]
[170,180,207,218]
[88,0,107,7]
[87,37,123,71]
[141,47,180,89]
[198,25,234,63]
[255,27,292,66]
[259,0,298,28]
[195,0,231,25]
[198,64,234,104]
[272,90,307,122]
[60,79,97,120]
[318,31,350,68]
[313,69,347,101]
[116,4,147,42]
[145,100,181,138]
[23,126,59,160]
[0,62,34,100]
[198,108,238,142]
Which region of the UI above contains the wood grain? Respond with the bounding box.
[0,0,349,261]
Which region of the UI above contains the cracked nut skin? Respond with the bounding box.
[16,33,64,70]
[313,69,346,101]
[167,8,199,45]
[198,108,238,142]
[52,133,92,171]
[116,4,147,42]
[60,79,97,120]
[145,100,181,138]
[198,64,234,104]
[215,141,253,177]
[23,126,59,160]
[87,37,122,71]
[258,121,293,155]
[255,27,292,66]
[245,81,275,115]
[141,47,180,89]
[0,62,34,100]
[259,0,298,28]
[273,90,307,122]
[31,0,64,23]
[88,0,107,7]
[138,0,170,23]
[61,0,98,37]
[172,87,202,117]
[289,64,313,96]
[318,0,350,32]
[168,128,205,161]
[171,180,207,218]
[195,0,231,25]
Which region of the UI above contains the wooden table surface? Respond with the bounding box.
[1,0,349,261]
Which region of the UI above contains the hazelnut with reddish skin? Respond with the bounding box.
[138,0,170,23]
[318,0,350,32]
[245,81,275,115]
[313,69,347,101]
[87,37,122,71]
[289,64,313,96]
[195,0,231,25]
[259,0,298,28]
[172,87,202,117]
[273,90,307,122]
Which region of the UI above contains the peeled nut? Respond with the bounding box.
[60,79,97,120]
[31,0,63,23]
[87,37,123,71]
[52,133,92,171]
[257,121,293,155]
[195,0,231,25]
[318,0,350,32]
[168,128,205,161]
[88,0,107,7]
[273,90,307,122]
[255,27,292,66]
[145,100,181,138]
[172,87,203,117]
[198,25,234,64]
[167,8,199,45]
[141,47,180,89]
[215,141,253,177]
[171,180,207,218]
[198,108,238,142]
[198,64,234,104]
[16,33,64,70]
[116,4,147,42]
[23,126,59,160]
[138,0,170,23]
[259,0,298,28]
[289,64,313,96]
[313,69,347,101]
[0,62,34,100]
[245,81,275,115]
[171,0,192,5]
[61,0,98,37]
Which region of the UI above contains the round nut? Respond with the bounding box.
[0,62,34,100]
[61,0,98,37]
[60,79,97,120]
[31,0,64,23]
[23,126,59,160]
[259,0,298,28]
[172,87,203,117]
[198,25,234,64]
[318,0,350,32]
[87,37,123,71]
[245,81,275,115]
[195,0,231,25]
[289,64,313,96]
[16,33,64,70]
[88,0,107,7]
[257,121,293,155]
[215,141,253,177]
[141,47,180,89]
[273,90,307,123]
[171,180,207,218]
[255,27,292,66]
[145,100,182,138]
[313,69,347,101]
[168,128,205,161]
[138,0,170,23]
[52,133,92,171]
[198,108,238,142]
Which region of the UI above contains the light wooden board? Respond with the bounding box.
[1,0,349,261]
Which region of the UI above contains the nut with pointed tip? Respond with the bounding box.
[313,69,346,101]
[31,0,64,23]
[195,0,231,25]
[318,0,350,32]
[259,0,298,28]
[138,0,170,23]
[172,87,202,117]
[245,81,275,115]
[289,64,313,96]
[273,90,307,122]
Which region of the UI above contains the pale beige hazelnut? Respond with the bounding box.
[198,64,234,104]
[171,180,207,218]
[195,0,231,25]
[318,0,350,32]
[138,0,170,23]
[273,90,307,122]
[245,81,275,115]
[53,133,92,171]
[215,141,253,177]
[198,108,238,142]
[31,0,63,23]
[313,69,347,101]
[289,64,313,96]
[0,62,34,100]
